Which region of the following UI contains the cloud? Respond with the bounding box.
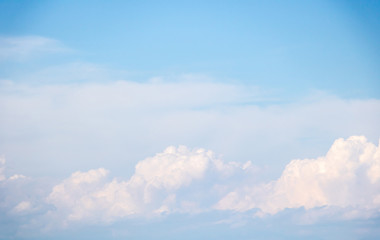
[44,146,251,227]
[13,201,32,213]
[129,146,213,202]
[0,36,69,62]
[0,158,53,238]
[15,61,129,84]
[129,145,244,191]
[45,168,136,226]
[8,174,26,180]
[1,78,379,181]
[215,136,380,219]
[1,136,380,234]
[42,136,380,227]
[0,79,261,112]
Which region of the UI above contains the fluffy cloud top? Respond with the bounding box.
[130,146,213,190]
[2,136,380,231]
[45,146,249,226]
[44,136,380,226]
[46,168,136,225]
[215,136,380,218]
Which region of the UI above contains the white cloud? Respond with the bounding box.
[46,136,380,226]
[0,74,379,228]
[0,36,69,61]
[215,136,380,219]
[1,136,380,232]
[9,174,26,180]
[13,201,32,213]
[0,79,261,114]
[44,146,250,226]
[131,146,212,190]
[1,79,379,180]
[46,168,136,225]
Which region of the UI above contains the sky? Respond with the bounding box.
[0,0,379,239]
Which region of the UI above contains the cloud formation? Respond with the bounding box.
[1,136,380,233]
[44,146,251,226]
[0,36,68,61]
[40,136,380,227]
[1,78,379,180]
[215,136,380,218]
[46,168,134,225]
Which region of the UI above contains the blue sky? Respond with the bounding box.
[0,1,379,239]
[1,0,379,96]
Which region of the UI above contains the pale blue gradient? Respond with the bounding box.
[0,0,379,97]
[0,1,379,240]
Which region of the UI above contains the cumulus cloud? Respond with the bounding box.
[44,146,251,227]
[46,168,136,225]
[129,146,212,203]
[1,136,380,232]
[215,136,380,219]
[46,136,380,227]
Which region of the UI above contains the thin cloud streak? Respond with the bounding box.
[0,36,70,62]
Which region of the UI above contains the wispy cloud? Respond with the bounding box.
[0,36,70,62]
[13,61,129,84]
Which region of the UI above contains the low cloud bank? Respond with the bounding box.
[1,136,379,230]
[45,146,250,226]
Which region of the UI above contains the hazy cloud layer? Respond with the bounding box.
[1,79,379,180]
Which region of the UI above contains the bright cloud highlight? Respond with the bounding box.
[44,146,250,227]
[216,136,380,219]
